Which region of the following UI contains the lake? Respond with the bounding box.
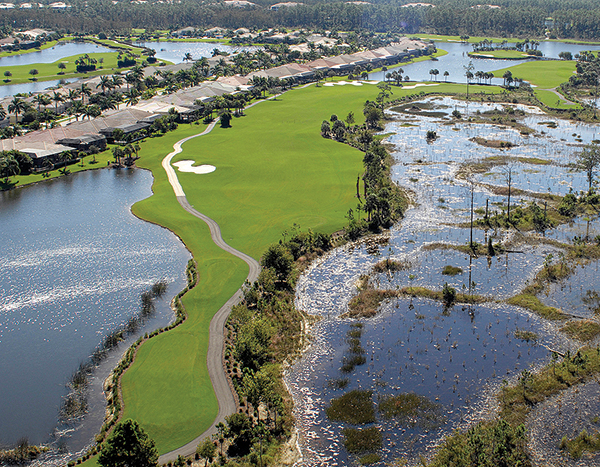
[0,168,190,450]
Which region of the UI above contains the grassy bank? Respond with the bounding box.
[0,52,131,86]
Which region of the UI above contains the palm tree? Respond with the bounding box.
[0,105,6,120]
[79,83,92,105]
[444,71,449,82]
[52,92,64,114]
[33,94,51,111]
[0,153,19,182]
[69,101,85,121]
[39,108,55,129]
[67,89,80,103]
[3,70,12,82]
[8,97,27,118]
[29,69,39,80]
[97,75,112,94]
[183,52,193,62]
[111,74,124,91]
[124,89,140,106]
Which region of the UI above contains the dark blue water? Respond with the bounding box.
[0,168,190,449]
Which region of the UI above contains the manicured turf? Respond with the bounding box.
[0,52,128,85]
[535,89,581,109]
[493,60,576,89]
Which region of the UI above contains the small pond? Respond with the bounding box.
[0,42,113,68]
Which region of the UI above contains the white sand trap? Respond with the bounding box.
[401,83,441,90]
[323,82,335,86]
[173,160,216,174]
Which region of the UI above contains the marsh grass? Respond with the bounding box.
[560,429,600,459]
[372,258,411,273]
[346,287,398,318]
[499,347,600,427]
[442,265,463,276]
[326,390,376,425]
[343,427,382,454]
[378,393,444,430]
[359,453,382,465]
[514,329,539,343]
[561,320,600,341]
[397,286,488,305]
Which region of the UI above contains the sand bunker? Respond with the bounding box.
[172,160,216,174]
[401,83,441,89]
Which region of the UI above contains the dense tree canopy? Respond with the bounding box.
[98,419,158,467]
[3,0,600,40]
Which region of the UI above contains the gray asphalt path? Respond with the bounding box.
[157,119,261,464]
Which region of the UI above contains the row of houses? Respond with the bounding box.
[1,79,244,167]
[1,38,427,167]
[248,38,428,81]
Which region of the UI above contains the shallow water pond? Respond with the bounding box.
[290,96,600,464]
[287,298,561,466]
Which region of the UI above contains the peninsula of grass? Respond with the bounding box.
[0,51,171,86]
[36,82,502,459]
[3,150,113,190]
[534,88,581,109]
[469,49,530,59]
[493,60,576,89]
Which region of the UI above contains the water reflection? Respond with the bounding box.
[0,168,190,450]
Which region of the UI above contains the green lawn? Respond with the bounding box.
[535,89,581,109]
[0,52,136,86]
[4,150,113,190]
[469,50,530,59]
[493,60,576,89]
[413,33,512,44]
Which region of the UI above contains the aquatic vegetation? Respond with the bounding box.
[359,453,382,465]
[378,393,444,429]
[430,419,530,467]
[560,320,600,342]
[470,136,515,149]
[560,428,600,459]
[372,258,411,273]
[514,329,539,343]
[326,390,376,425]
[442,265,463,276]
[343,427,382,454]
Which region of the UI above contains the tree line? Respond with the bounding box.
[3,0,600,40]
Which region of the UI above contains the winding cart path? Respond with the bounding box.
[157,117,261,463]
